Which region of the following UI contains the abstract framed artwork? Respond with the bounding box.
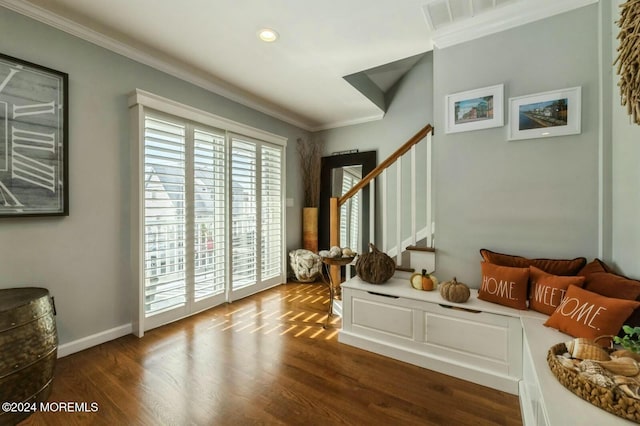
[0,53,68,217]
[508,87,581,141]
[445,84,504,134]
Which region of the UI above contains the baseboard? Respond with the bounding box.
[57,323,132,358]
[519,381,535,426]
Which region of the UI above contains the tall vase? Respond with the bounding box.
[302,207,318,252]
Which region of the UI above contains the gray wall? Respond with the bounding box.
[2,2,636,350]
[319,6,602,285]
[0,7,308,346]
[320,53,433,159]
[317,52,434,248]
[611,0,640,278]
[433,5,600,286]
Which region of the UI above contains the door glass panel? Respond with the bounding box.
[144,116,186,316]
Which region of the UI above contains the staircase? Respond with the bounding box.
[328,124,435,285]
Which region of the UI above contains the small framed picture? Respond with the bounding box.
[445,84,504,134]
[508,87,581,141]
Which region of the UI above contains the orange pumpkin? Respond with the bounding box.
[421,269,434,291]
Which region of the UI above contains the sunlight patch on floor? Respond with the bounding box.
[280,325,296,335]
[294,326,312,337]
[200,284,340,339]
[303,313,318,322]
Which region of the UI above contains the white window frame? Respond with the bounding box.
[129,89,287,337]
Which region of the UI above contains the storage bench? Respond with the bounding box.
[339,276,633,425]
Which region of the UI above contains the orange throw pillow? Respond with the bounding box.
[529,266,585,315]
[584,272,640,301]
[479,248,586,276]
[544,286,640,341]
[479,262,529,310]
[577,258,611,277]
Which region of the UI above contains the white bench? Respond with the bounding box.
[340,276,633,425]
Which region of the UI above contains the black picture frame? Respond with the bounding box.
[0,52,69,217]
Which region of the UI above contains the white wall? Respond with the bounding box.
[611,0,640,278]
[0,7,308,348]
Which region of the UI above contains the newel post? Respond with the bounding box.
[329,197,341,285]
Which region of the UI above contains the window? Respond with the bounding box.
[143,116,187,315]
[261,145,283,280]
[340,168,360,250]
[130,90,286,335]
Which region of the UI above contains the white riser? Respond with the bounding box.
[408,250,435,273]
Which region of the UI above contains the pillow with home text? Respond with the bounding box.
[478,262,529,310]
[544,286,640,343]
[529,266,585,315]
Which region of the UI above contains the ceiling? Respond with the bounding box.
[1,0,597,131]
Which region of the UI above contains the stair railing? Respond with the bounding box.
[329,123,434,284]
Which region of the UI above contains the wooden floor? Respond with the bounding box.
[22,283,522,426]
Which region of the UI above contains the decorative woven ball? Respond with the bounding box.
[355,243,396,284]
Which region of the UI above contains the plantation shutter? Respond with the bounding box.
[340,176,350,248]
[231,136,257,289]
[143,116,187,315]
[340,172,360,250]
[132,89,287,334]
[261,145,282,280]
[349,185,360,250]
[193,128,226,300]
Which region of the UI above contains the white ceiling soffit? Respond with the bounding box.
[423,0,599,49]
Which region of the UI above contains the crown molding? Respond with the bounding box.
[0,0,315,131]
[309,112,385,132]
[432,0,598,49]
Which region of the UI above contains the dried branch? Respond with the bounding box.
[615,0,640,124]
[297,137,322,208]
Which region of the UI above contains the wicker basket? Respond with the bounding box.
[547,342,640,423]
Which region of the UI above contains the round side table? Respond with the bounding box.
[321,256,355,328]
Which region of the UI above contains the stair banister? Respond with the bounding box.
[410,144,417,247]
[396,155,402,268]
[328,123,434,286]
[337,124,433,207]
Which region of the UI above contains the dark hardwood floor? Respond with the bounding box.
[22,282,522,425]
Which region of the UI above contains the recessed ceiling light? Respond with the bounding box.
[258,28,279,42]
